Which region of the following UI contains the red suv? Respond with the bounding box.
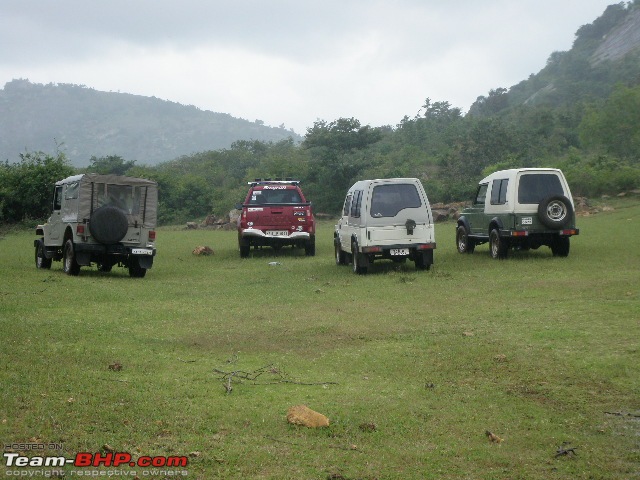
[237,180,315,257]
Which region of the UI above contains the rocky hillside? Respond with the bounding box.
[591,6,640,64]
[0,79,301,167]
[470,2,640,115]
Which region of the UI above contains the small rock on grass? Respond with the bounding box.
[192,246,214,255]
[286,405,329,428]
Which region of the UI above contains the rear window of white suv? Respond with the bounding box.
[370,184,422,218]
[518,174,564,204]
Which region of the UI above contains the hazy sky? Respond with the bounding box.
[0,1,615,134]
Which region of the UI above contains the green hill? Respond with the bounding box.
[0,79,301,167]
[469,2,640,116]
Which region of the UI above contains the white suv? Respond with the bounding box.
[334,178,436,274]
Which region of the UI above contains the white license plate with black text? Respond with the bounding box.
[390,248,409,256]
[522,217,533,225]
[266,230,289,237]
[132,248,153,255]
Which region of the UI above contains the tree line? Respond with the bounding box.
[1,82,638,226]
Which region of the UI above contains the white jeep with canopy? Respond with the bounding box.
[34,173,158,277]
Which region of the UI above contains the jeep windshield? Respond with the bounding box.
[518,174,564,204]
[370,184,422,218]
[248,188,303,205]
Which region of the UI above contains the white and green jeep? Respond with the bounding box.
[456,168,579,258]
[34,174,158,277]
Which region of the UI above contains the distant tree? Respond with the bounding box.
[86,155,136,175]
[0,151,74,223]
[303,118,383,212]
[303,118,382,156]
[469,88,509,116]
[422,98,462,120]
[573,3,629,50]
[246,138,309,182]
[438,117,522,201]
[579,84,640,161]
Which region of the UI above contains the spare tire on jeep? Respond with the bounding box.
[89,205,129,244]
[537,195,573,229]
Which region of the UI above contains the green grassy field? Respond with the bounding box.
[1,200,639,479]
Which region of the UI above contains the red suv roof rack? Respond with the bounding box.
[248,179,300,186]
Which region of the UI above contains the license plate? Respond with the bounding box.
[522,217,533,225]
[390,248,409,256]
[132,248,153,255]
[266,230,289,237]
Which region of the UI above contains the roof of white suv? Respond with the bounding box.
[347,177,425,192]
[478,168,563,184]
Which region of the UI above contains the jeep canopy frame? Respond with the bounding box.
[58,173,158,228]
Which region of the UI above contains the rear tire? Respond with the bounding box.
[551,236,570,257]
[305,236,316,256]
[63,239,80,276]
[351,241,368,275]
[35,240,52,269]
[456,225,475,254]
[489,228,508,259]
[414,253,431,271]
[128,257,147,278]
[335,241,347,265]
[239,238,250,258]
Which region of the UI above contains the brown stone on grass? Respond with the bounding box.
[286,405,330,428]
[192,246,214,256]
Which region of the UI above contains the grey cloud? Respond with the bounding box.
[0,0,615,132]
[1,0,516,67]
[1,1,372,63]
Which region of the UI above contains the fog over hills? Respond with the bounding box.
[2,3,639,169]
[0,80,301,167]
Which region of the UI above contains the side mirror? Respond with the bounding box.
[235,203,243,210]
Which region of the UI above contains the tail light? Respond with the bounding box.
[148,230,156,241]
[76,225,85,235]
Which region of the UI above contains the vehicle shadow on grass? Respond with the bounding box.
[336,259,436,276]
[469,246,567,262]
[44,266,142,279]
[240,245,310,259]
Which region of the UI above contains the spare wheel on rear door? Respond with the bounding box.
[89,205,129,244]
[537,195,572,229]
